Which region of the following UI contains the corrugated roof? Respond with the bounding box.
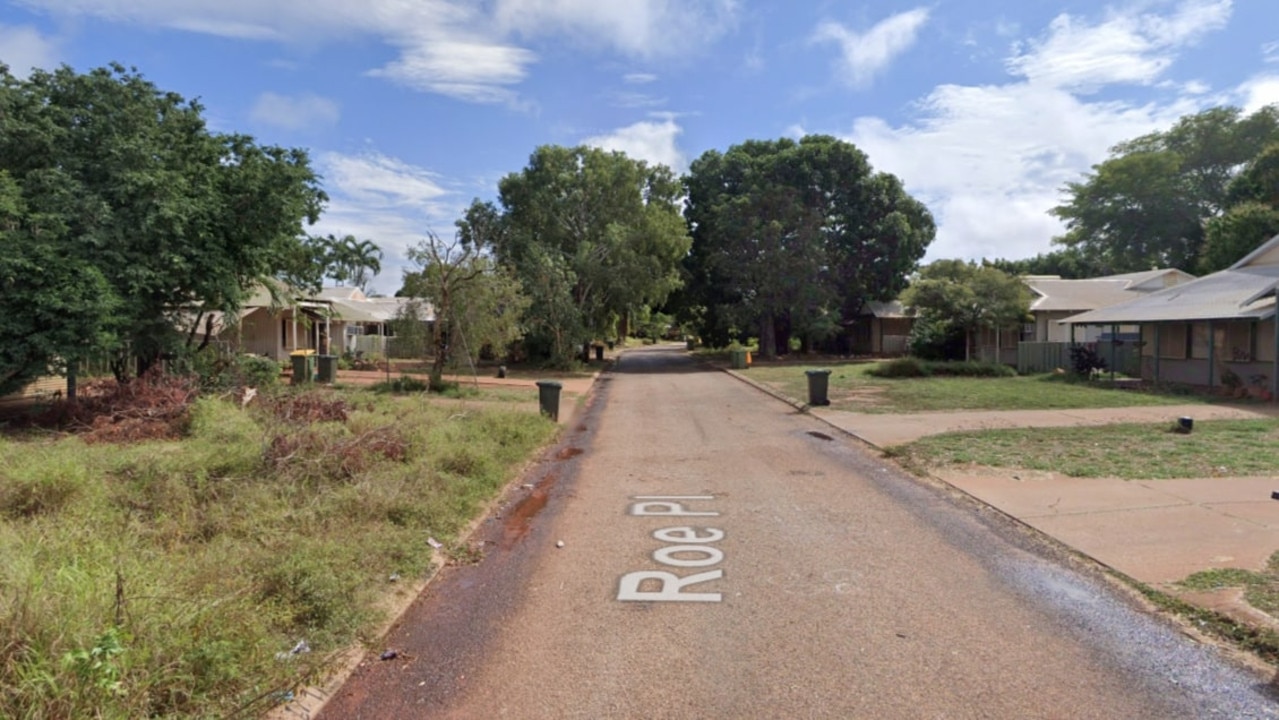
[1062,265,1279,324]
[328,296,435,323]
[1026,278,1135,312]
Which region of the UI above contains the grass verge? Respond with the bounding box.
[741,360,1203,414]
[1179,552,1279,618]
[0,389,557,719]
[887,419,1279,479]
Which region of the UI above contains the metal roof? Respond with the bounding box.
[1025,269,1193,312]
[1062,265,1279,324]
[862,300,908,318]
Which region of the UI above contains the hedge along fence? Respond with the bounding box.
[1018,342,1140,376]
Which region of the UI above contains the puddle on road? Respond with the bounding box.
[807,431,834,441]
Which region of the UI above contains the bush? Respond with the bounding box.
[907,315,967,361]
[1069,345,1108,377]
[869,358,929,378]
[868,358,1016,379]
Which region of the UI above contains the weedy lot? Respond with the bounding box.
[742,359,1200,414]
[0,387,555,719]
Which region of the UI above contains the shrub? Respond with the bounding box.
[867,358,1016,379]
[906,315,966,361]
[1069,345,1108,377]
[868,358,929,378]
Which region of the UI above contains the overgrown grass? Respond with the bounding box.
[743,360,1203,414]
[888,419,1279,479]
[0,390,556,719]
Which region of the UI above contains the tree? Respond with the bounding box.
[0,63,327,382]
[321,234,383,292]
[1199,202,1279,273]
[460,145,690,366]
[0,170,118,395]
[401,232,528,390]
[900,260,1031,362]
[987,248,1108,279]
[1053,105,1279,273]
[681,135,934,358]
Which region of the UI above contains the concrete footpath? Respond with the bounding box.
[729,367,1279,618]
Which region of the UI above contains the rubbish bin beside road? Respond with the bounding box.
[536,380,563,422]
[316,355,337,383]
[730,349,748,369]
[805,369,832,406]
[289,351,316,385]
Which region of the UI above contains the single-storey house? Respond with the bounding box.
[1062,234,1279,400]
[846,301,913,356]
[972,268,1194,366]
[318,287,434,357]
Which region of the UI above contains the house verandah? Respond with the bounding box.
[1062,233,1279,401]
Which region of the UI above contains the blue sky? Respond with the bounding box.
[2,0,1277,295]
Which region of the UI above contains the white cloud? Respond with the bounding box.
[492,0,736,59]
[582,114,686,172]
[836,2,1233,264]
[0,23,60,77]
[14,0,730,103]
[1007,0,1231,92]
[314,151,466,295]
[367,38,537,104]
[249,92,340,131]
[1239,75,1279,113]
[812,8,930,89]
[624,72,657,84]
[1264,41,1279,64]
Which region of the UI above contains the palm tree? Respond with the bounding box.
[321,234,383,292]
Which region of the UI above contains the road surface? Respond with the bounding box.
[318,344,1277,719]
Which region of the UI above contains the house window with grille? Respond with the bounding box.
[1225,321,1254,362]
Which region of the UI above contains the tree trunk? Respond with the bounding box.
[965,328,972,362]
[760,313,777,360]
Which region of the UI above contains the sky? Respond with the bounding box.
[2,0,1277,296]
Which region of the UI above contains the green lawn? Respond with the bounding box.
[742,360,1201,414]
[888,419,1279,479]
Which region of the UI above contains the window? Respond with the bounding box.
[1190,322,1210,359]
[1159,324,1187,359]
[1225,321,1254,362]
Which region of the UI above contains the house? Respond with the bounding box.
[1061,234,1279,399]
[317,287,434,357]
[206,283,336,361]
[846,301,912,356]
[972,268,1194,366]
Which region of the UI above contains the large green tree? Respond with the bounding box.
[681,135,934,358]
[1053,105,1279,273]
[320,234,383,292]
[0,63,326,382]
[900,260,1031,362]
[1199,142,1279,273]
[459,145,690,366]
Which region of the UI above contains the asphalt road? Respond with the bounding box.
[318,344,1278,719]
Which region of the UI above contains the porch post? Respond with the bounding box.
[1207,320,1215,394]
[291,310,298,353]
[1154,324,1162,383]
[325,313,332,355]
[1110,323,1117,381]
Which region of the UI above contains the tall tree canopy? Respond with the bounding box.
[680,135,934,358]
[459,145,690,366]
[1199,142,1279,273]
[320,234,383,292]
[0,63,326,384]
[900,260,1031,362]
[1053,105,1279,273]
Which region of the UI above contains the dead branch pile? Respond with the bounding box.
[265,393,351,424]
[264,427,408,483]
[30,369,198,444]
